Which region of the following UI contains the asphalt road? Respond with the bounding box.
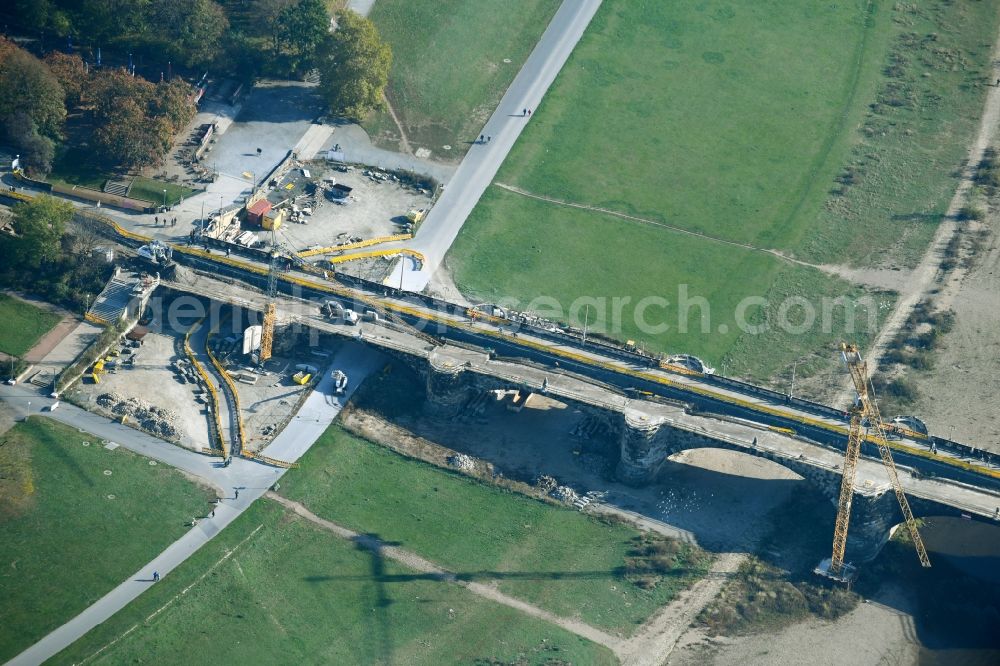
[3,341,381,666]
[386,0,604,291]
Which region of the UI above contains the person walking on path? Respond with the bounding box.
[522,108,527,116]
[479,134,485,143]
[487,136,491,143]
[234,488,240,500]
[152,571,160,582]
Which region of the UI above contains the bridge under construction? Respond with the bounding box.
[7,192,1000,569]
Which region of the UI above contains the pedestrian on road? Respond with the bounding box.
[153,571,160,582]
[209,509,215,518]
[479,134,484,143]
[172,217,177,226]
[527,109,532,116]
[522,108,527,116]
[234,488,240,500]
[154,215,159,225]
[487,136,491,143]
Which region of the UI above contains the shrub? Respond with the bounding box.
[883,376,918,402]
[957,205,985,221]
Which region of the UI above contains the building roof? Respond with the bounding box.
[247,199,272,216]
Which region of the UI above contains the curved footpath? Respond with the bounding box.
[3,342,384,666]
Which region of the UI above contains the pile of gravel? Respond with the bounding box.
[447,453,476,471]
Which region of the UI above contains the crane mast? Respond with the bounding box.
[827,344,930,580]
[259,231,279,362]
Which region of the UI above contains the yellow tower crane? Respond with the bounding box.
[822,343,930,582]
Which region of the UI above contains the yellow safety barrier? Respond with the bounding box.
[297,233,413,258]
[326,248,425,267]
[244,450,300,469]
[84,312,109,326]
[184,319,228,456]
[0,189,35,204]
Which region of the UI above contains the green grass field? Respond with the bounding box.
[0,294,62,357]
[447,0,998,382]
[48,146,108,191]
[278,425,711,635]
[0,418,213,662]
[365,0,561,157]
[128,178,198,207]
[55,500,617,665]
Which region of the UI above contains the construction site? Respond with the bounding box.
[192,154,436,285]
[1,41,998,666]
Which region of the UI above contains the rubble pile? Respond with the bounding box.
[96,392,179,439]
[447,453,476,471]
[550,485,579,503]
[534,475,558,492]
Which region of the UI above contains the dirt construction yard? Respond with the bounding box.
[68,331,213,451]
[270,164,435,255]
[222,351,313,452]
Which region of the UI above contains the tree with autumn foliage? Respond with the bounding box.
[43,51,88,107]
[88,68,195,169]
[318,11,391,121]
[0,39,66,175]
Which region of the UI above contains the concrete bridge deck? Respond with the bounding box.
[156,272,1000,557]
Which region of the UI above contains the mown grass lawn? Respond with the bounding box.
[449,187,889,381]
[365,0,561,158]
[278,425,712,635]
[56,500,617,666]
[128,177,199,207]
[483,0,889,249]
[447,0,997,383]
[0,418,214,662]
[0,294,62,357]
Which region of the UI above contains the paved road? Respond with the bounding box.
[386,0,603,292]
[3,342,380,666]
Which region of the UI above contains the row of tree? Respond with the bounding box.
[0,196,111,314]
[0,37,198,176]
[10,0,390,86]
[0,1,391,175]
[13,0,229,70]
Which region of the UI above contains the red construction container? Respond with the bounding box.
[246,199,272,226]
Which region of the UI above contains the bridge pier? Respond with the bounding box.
[616,409,671,485]
[842,486,900,563]
[425,355,472,418]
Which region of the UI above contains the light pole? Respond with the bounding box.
[582,305,591,346]
[162,189,167,209]
[789,360,798,399]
